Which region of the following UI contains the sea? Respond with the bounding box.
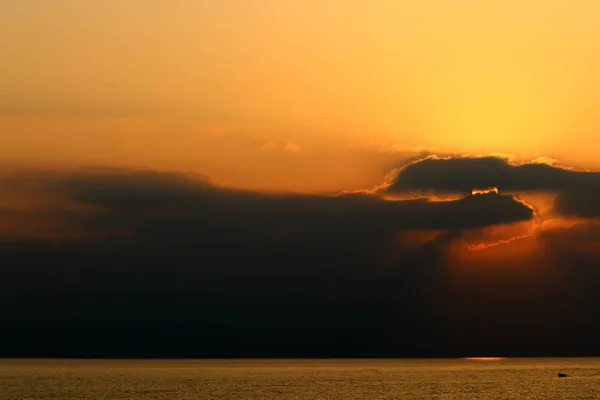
[0,358,598,399]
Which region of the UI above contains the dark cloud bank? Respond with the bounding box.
[1,165,599,357]
[387,155,600,217]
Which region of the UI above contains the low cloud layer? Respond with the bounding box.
[51,168,533,234]
[0,166,598,357]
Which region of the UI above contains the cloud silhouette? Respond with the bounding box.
[0,167,599,357]
[386,155,600,217]
[43,168,534,237]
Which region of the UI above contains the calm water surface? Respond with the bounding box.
[1,358,599,399]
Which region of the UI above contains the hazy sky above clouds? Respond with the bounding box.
[3,0,600,191]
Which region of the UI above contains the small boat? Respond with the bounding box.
[557,372,568,378]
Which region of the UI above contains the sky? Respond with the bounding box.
[1,1,600,357]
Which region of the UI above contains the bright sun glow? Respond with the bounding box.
[472,187,500,195]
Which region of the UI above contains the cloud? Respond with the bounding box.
[5,167,600,358]
[261,141,279,150]
[385,155,600,217]
[387,155,583,193]
[283,142,301,153]
[41,168,533,236]
[0,166,545,357]
[553,191,600,218]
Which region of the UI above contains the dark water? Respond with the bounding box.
[1,358,599,399]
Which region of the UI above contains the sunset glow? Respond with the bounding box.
[466,234,533,251]
[3,1,600,192]
[472,187,500,195]
[2,0,600,362]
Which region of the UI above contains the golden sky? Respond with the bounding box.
[3,0,600,191]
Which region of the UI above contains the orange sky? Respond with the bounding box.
[3,1,600,191]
